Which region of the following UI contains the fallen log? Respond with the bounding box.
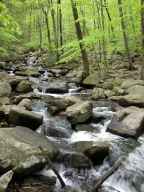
[93,156,126,192]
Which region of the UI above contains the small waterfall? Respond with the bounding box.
[31,84,140,191]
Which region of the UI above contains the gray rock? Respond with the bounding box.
[0,170,14,192]
[18,98,32,110]
[0,82,11,97]
[39,81,68,94]
[0,127,58,176]
[108,111,144,138]
[42,95,74,114]
[111,85,144,107]
[56,150,92,168]
[66,101,92,124]
[16,80,32,93]
[8,106,43,130]
[71,141,109,165]
[121,79,144,89]
[92,88,106,100]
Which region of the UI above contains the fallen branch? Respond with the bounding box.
[93,156,126,192]
[39,147,66,188]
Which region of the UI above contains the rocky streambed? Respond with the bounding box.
[0,56,144,192]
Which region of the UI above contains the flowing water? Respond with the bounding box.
[30,72,142,192]
[14,59,144,192]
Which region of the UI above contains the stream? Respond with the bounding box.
[28,70,140,192]
[5,58,144,192]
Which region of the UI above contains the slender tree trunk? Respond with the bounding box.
[141,0,144,48]
[49,0,59,60]
[71,0,89,78]
[117,0,133,70]
[140,0,144,80]
[41,7,52,50]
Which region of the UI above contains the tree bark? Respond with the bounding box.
[71,0,89,79]
[117,0,133,70]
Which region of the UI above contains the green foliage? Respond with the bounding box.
[0,0,143,63]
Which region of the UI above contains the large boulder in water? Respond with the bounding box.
[0,127,58,177]
[0,81,11,97]
[8,106,43,130]
[56,150,92,168]
[111,84,144,107]
[39,81,68,94]
[66,101,92,124]
[16,80,32,93]
[71,141,109,165]
[108,109,144,138]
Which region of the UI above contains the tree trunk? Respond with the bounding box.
[117,0,133,70]
[71,0,89,79]
[140,0,144,80]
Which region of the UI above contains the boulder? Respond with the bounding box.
[18,98,32,111]
[56,150,92,168]
[71,141,109,165]
[15,68,40,77]
[42,95,74,114]
[8,106,43,130]
[121,79,144,89]
[0,127,58,176]
[39,81,68,94]
[0,97,10,106]
[8,76,27,91]
[66,101,92,124]
[92,88,106,100]
[0,170,14,192]
[108,111,144,138]
[111,85,144,107]
[82,72,102,87]
[0,82,11,97]
[16,80,32,93]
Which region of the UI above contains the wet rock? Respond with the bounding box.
[16,80,32,93]
[43,95,74,114]
[63,186,84,192]
[75,124,96,132]
[71,141,109,165]
[15,68,40,77]
[8,106,43,130]
[56,150,92,168]
[41,121,71,138]
[0,82,11,97]
[40,116,72,138]
[39,81,68,94]
[108,111,144,138]
[0,170,14,192]
[66,101,92,124]
[0,127,58,176]
[18,98,32,111]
